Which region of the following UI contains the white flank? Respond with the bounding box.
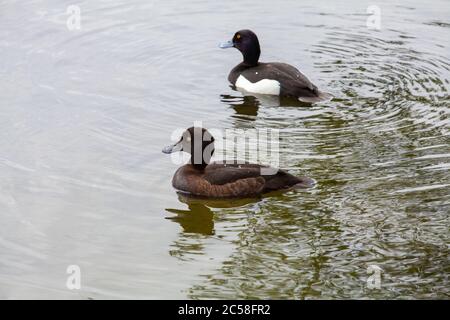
[235,75,281,95]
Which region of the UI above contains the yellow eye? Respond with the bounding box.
[236,34,241,40]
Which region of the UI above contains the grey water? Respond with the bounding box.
[0,0,449,299]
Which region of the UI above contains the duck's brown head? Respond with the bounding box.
[163,127,215,170]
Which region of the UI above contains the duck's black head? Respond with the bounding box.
[163,127,215,170]
[220,29,261,67]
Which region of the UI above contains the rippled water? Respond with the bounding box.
[1,0,449,299]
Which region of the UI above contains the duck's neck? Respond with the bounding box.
[189,141,214,171]
[189,151,213,171]
[242,45,260,67]
[191,162,208,171]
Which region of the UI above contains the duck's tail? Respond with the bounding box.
[298,90,333,103]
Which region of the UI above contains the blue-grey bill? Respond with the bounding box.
[219,40,234,49]
[162,142,181,154]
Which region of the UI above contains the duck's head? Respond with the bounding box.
[163,127,215,170]
[220,29,261,66]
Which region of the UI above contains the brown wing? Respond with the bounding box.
[187,175,266,198]
[205,162,303,189]
[204,162,268,185]
[196,162,268,197]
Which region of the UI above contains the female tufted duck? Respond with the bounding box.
[163,127,314,198]
[220,29,332,103]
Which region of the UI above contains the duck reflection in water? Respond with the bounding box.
[221,91,316,120]
[165,193,258,236]
[221,94,260,120]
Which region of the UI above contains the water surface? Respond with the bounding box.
[0,0,449,299]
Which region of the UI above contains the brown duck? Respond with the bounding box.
[163,127,314,198]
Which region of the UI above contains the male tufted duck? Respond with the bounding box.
[163,127,314,198]
[220,29,332,103]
